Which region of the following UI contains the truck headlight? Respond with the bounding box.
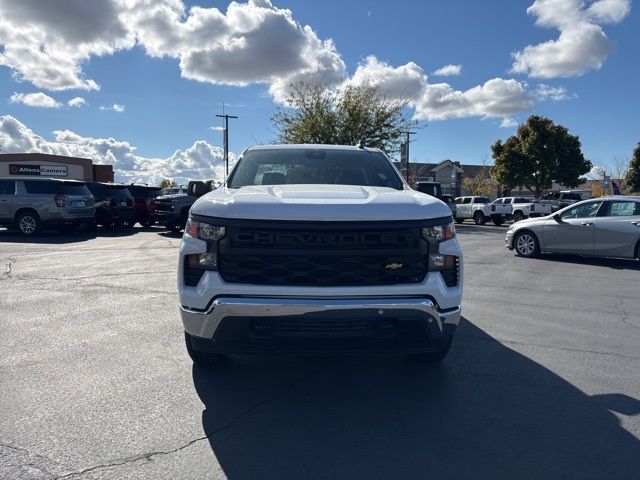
[421,222,459,284]
[184,219,226,286]
[421,223,455,242]
[186,219,225,241]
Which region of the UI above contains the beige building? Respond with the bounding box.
[0,153,113,182]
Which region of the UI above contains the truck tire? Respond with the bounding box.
[171,211,189,233]
[16,210,41,236]
[473,211,487,225]
[185,332,225,366]
[513,230,540,258]
[407,335,453,363]
[493,217,505,226]
[513,211,525,222]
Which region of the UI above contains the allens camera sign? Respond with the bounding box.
[9,164,68,177]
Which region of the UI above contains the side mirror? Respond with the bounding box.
[188,180,211,198]
[553,213,562,223]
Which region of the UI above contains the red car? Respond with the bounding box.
[128,185,163,228]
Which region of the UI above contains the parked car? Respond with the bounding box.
[179,144,462,365]
[506,196,640,259]
[85,182,135,230]
[153,191,196,232]
[542,191,584,212]
[127,184,162,228]
[455,196,510,225]
[0,177,95,235]
[494,197,554,222]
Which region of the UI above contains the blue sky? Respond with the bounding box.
[0,0,637,183]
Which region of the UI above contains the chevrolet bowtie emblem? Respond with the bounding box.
[385,262,403,270]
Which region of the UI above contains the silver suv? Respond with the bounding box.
[0,177,95,235]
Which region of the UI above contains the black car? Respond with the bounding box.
[85,182,135,229]
[127,185,162,228]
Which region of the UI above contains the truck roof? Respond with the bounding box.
[246,144,384,153]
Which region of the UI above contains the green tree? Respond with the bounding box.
[491,116,592,197]
[272,82,416,155]
[625,143,640,193]
[158,178,177,189]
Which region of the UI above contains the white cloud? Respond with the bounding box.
[9,91,61,108]
[209,126,225,131]
[345,57,533,122]
[67,96,87,107]
[346,56,427,102]
[500,117,519,128]
[99,103,125,112]
[0,115,230,185]
[511,0,631,78]
[534,84,575,101]
[432,64,462,77]
[0,0,346,101]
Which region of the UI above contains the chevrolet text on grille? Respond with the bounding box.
[233,232,411,246]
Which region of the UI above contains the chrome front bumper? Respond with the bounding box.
[181,296,461,340]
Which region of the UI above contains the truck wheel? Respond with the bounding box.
[185,332,225,366]
[473,211,486,225]
[407,336,453,363]
[493,217,505,226]
[513,231,540,258]
[16,211,41,236]
[513,211,525,222]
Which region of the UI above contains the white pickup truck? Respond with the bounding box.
[179,144,463,365]
[454,196,510,225]
[494,197,554,222]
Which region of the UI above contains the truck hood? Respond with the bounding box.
[191,184,452,221]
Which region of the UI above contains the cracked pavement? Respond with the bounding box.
[1,225,639,479]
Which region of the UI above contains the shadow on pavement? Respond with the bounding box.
[0,226,148,243]
[192,317,640,479]
[535,253,640,270]
[0,228,98,244]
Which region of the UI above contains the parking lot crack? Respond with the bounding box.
[0,440,60,477]
[615,298,639,331]
[1,256,15,280]
[54,373,313,478]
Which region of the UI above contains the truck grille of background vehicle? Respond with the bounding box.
[440,257,460,287]
[217,225,428,287]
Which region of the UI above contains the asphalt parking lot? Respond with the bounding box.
[1,224,639,479]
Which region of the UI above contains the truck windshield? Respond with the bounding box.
[228,148,404,190]
[475,197,490,203]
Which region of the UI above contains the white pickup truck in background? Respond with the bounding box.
[454,196,511,225]
[494,197,554,222]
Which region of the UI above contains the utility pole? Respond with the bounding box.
[401,131,416,183]
[216,109,238,182]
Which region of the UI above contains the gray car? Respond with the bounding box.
[506,196,640,260]
[0,177,95,235]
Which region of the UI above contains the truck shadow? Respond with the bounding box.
[192,317,640,479]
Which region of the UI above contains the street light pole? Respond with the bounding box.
[402,131,416,183]
[216,112,238,183]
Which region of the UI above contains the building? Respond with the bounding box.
[0,153,113,182]
[397,159,494,196]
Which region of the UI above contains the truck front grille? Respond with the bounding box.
[217,223,428,287]
[154,200,173,212]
